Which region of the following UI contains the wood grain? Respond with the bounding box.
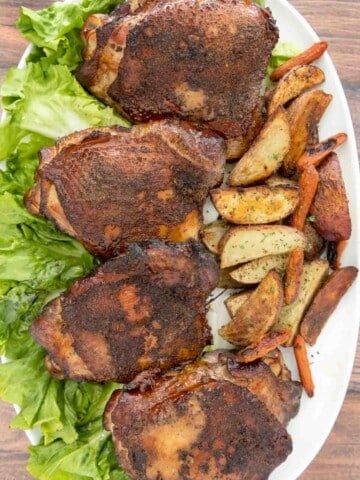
[0,1,359,479]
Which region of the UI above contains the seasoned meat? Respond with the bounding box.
[104,350,302,480]
[30,240,218,383]
[25,120,225,258]
[76,0,278,139]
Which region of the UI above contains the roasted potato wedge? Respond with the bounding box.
[272,259,329,346]
[300,266,358,345]
[237,330,292,363]
[310,153,351,241]
[211,185,300,225]
[200,219,230,255]
[303,221,324,260]
[283,90,332,175]
[225,106,265,161]
[220,225,305,268]
[227,107,290,186]
[229,253,289,285]
[265,174,298,187]
[219,270,283,346]
[225,291,253,317]
[268,65,325,115]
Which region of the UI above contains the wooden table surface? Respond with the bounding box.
[0,1,359,479]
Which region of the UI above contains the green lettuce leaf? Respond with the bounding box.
[267,41,302,78]
[262,41,302,90]
[0,190,97,360]
[0,60,129,197]
[0,345,118,446]
[253,0,266,6]
[28,418,128,480]
[17,0,122,71]
[1,62,129,144]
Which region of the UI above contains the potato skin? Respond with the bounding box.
[300,266,358,345]
[273,259,329,346]
[230,254,289,285]
[219,225,305,268]
[303,221,324,260]
[283,90,332,175]
[200,219,229,255]
[227,107,290,186]
[219,270,283,346]
[225,291,253,317]
[310,153,351,241]
[211,185,300,225]
[268,65,325,115]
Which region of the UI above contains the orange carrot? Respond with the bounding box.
[236,330,291,363]
[270,41,328,82]
[293,334,315,397]
[284,247,304,304]
[291,165,319,231]
[297,132,348,172]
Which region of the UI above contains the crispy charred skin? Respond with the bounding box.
[76,0,278,139]
[104,350,301,480]
[24,120,225,258]
[30,241,218,383]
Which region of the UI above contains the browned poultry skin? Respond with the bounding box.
[30,241,218,383]
[104,350,301,480]
[25,120,225,258]
[76,0,278,139]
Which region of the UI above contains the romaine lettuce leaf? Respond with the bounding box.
[17,0,122,71]
[0,345,118,445]
[1,62,129,144]
[0,190,97,360]
[267,41,302,78]
[28,417,128,480]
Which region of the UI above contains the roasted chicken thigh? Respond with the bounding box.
[25,120,225,258]
[30,240,218,383]
[76,0,278,139]
[104,350,302,480]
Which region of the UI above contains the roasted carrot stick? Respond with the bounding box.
[291,165,319,231]
[284,247,304,304]
[293,334,315,397]
[270,41,328,82]
[297,132,347,172]
[236,330,291,363]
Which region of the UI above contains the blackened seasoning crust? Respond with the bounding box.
[25,120,225,258]
[76,0,278,138]
[30,240,218,383]
[104,350,301,479]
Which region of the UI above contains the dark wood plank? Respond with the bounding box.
[0,1,359,479]
[0,404,32,480]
